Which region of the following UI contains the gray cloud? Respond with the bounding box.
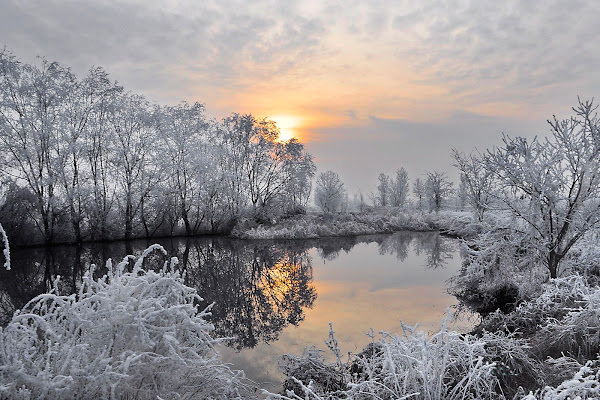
[0,0,328,103]
[386,0,600,103]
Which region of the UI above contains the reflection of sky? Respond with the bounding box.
[219,236,473,392]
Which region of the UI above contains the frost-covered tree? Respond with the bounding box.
[158,101,211,235]
[0,51,73,243]
[452,150,494,221]
[315,170,346,213]
[218,114,314,221]
[478,99,600,278]
[59,67,121,242]
[390,168,409,207]
[413,178,426,211]
[376,173,390,207]
[425,171,454,213]
[84,72,123,240]
[107,93,163,239]
[279,138,316,214]
[377,172,391,207]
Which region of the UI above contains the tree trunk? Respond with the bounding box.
[548,251,559,279]
[125,193,133,240]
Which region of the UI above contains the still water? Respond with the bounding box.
[0,231,470,392]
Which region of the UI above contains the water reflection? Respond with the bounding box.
[365,231,455,268]
[0,232,457,351]
[171,239,317,350]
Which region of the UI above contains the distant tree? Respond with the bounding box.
[390,168,409,207]
[425,171,454,213]
[477,99,600,278]
[456,174,468,212]
[413,178,426,211]
[315,170,346,213]
[353,191,367,213]
[452,150,494,221]
[376,173,391,207]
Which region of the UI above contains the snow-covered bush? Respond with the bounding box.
[469,275,600,394]
[273,320,504,400]
[347,324,501,400]
[523,361,600,400]
[0,244,253,399]
[449,219,552,316]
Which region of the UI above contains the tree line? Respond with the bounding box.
[314,167,456,214]
[0,50,315,245]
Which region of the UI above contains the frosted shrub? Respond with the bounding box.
[536,276,600,362]
[346,323,501,400]
[0,245,252,399]
[523,361,600,400]
[274,321,502,400]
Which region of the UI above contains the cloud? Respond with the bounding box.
[0,0,328,104]
[1,0,597,191]
[385,0,600,104]
[343,109,357,120]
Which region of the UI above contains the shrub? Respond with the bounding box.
[0,244,254,399]
[273,320,503,400]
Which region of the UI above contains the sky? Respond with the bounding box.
[2,0,600,193]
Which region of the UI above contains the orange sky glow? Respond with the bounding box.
[3,0,599,190]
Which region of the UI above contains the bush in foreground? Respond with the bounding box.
[0,244,254,399]
[272,274,600,400]
[272,321,506,400]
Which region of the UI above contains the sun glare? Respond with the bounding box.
[271,115,300,142]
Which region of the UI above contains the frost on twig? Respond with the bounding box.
[0,223,9,270]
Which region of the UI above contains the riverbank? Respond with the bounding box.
[5,209,483,249]
[231,209,485,240]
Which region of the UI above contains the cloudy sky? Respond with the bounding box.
[2,0,599,192]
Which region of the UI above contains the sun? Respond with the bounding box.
[271,115,301,142]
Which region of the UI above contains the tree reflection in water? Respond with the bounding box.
[0,231,456,349]
[350,231,456,268]
[172,239,317,350]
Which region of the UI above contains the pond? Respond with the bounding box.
[0,231,471,392]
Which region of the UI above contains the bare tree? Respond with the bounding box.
[413,178,426,211]
[479,99,600,278]
[390,168,409,207]
[425,171,454,213]
[452,150,494,221]
[376,173,390,207]
[314,170,346,213]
